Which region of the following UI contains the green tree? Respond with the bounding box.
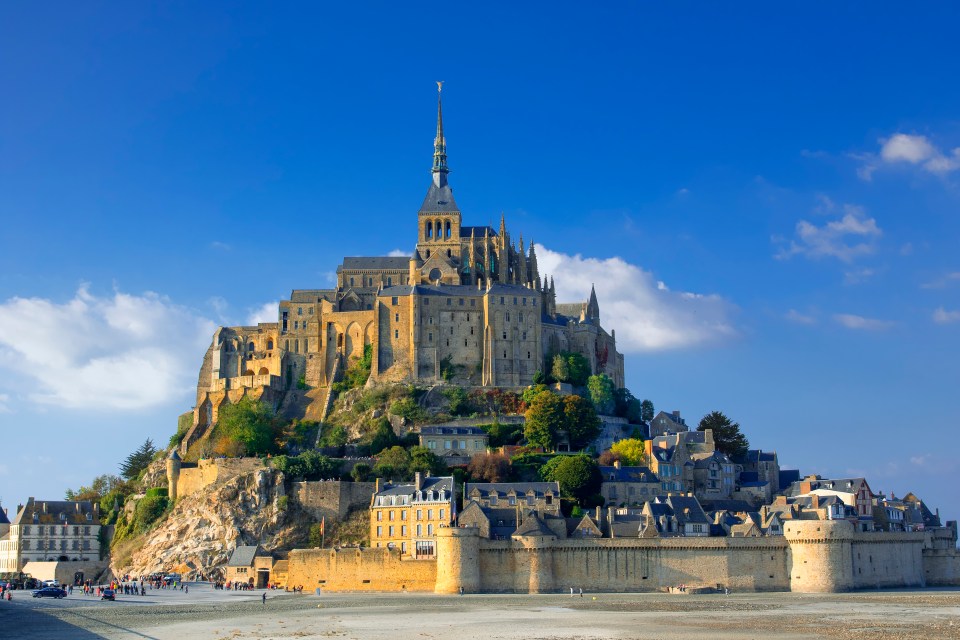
[66,474,127,503]
[563,394,602,451]
[350,463,372,482]
[541,454,601,502]
[409,446,448,476]
[524,391,565,450]
[217,396,276,455]
[612,388,643,423]
[697,411,750,461]
[550,353,570,383]
[372,446,411,480]
[640,399,655,423]
[442,386,470,415]
[368,417,399,455]
[587,374,615,415]
[119,438,157,480]
[318,424,348,448]
[532,369,546,385]
[565,352,591,386]
[609,438,646,466]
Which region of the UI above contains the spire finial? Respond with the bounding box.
[432,82,448,185]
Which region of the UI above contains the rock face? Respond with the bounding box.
[115,466,302,579]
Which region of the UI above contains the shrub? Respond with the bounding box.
[134,495,169,531]
[442,386,471,416]
[217,396,277,456]
[145,487,168,498]
[333,344,373,393]
[389,397,429,424]
[350,463,372,482]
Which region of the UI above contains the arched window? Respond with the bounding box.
[267,339,274,350]
[248,342,255,351]
[435,219,442,240]
[426,221,432,239]
[445,220,451,238]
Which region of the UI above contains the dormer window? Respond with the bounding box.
[59,512,66,521]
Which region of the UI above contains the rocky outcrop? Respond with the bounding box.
[114,466,304,579]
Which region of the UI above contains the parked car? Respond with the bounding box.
[101,589,116,601]
[32,587,67,599]
[42,579,60,588]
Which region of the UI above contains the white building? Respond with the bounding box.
[0,498,101,573]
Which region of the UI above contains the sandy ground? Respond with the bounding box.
[1,584,959,640]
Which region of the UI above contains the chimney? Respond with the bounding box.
[774,495,787,506]
[595,506,602,522]
[415,472,423,491]
[375,478,382,493]
[613,459,621,470]
[93,503,99,514]
[811,494,820,509]
[672,410,680,418]
[607,506,617,525]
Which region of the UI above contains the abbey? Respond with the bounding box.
[184,87,624,444]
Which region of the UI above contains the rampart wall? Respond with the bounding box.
[286,548,436,592]
[284,521,959,594]
[174,458,265,499]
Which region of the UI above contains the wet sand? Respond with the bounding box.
[2,585,958,640]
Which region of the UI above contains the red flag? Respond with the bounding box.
[319,517,325,536]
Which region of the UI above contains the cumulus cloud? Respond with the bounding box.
[833,313,894,331]
[785,309,817,325]
[859,133,960,179]
[921,272,960,290]
[535,245,737,352]
[387,249,411,257]
[0,286,215,411]
[775,204,882,263]
[933,307,960,324]
[246,301,279,326]
[843,267,876,285]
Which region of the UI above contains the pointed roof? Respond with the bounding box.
[513,512,556,538]
[432,81,450,185]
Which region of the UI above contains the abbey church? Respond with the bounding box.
[184,87,624,445]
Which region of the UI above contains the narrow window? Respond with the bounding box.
[395,330,399,339]
[297,307,303,315]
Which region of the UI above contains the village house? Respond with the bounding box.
[0,498,101,573]
[369,473,455,557]
[417,425,488,466]
[599,461,662,506]
[225,545,274,588]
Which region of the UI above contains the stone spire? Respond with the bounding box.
[432,81,449,188]
[529,239,539,286]
[518,235,528,285]
[587,283,600,321]
[468,227,476,283]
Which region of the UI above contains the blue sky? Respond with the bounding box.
[1,3,958,522]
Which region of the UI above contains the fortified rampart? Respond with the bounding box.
[286,520,959,594]
[291,480,376,521]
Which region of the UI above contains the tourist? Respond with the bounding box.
[261,592,266,605]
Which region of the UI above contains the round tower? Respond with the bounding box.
[166,449,182,502]
[784,519,855,592]
[434,525,480,594]
[512,532,556,594]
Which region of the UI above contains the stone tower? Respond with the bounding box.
[784,519,855,592]
[166,449,182,502]
[434,525,481,594]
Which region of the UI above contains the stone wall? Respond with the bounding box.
[173,458,266,499]
[291,480,375,521]
[286,547,436,592]
[21,560,107,586]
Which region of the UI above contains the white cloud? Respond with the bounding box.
[536,245,737,352]
[833,313,894,331]
[785,309,817,325]
[209,241,231,251]
[776,204,882,263]
[859,133,960,179]
[843,267,876,285]
[387,249,410,257]
[246,301,278,326]
[899,243,914,256]
[933,307,960,324]
[0,285,215,411]
[0,393,10,413]
[921,272,960,290]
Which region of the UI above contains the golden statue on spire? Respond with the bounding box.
[437,81,444,93]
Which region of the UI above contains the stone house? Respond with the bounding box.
[732,471,772,505]
[370,473,455,558]
[598,461,662,506]
[786,476,876,530]
[418,426,488,466]
[225,545,274,587]
[690,451,736,501]
[740,449,781,494]
[649,410,688,438]
[464,482,561,515]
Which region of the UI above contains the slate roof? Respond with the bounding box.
[0,506,10,525]
[340,257,412,271]
[610,516,645,538]
[376,476,454,498]
[690,451,731,469]
[467,482,560,499]
[460,225,497,238]
[746,449,777,463]
[779,469,800,488]
[739,471,759,483]
[11,499,99,526]
[699,499,756,513]
[513,513,556,538]
[666,496,711,525]
[227,545,261,567]
[419,182,460,214]
[599,465,660,483]
[420,426,487,437]
[378,283,538,298]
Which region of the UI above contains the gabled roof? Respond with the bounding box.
[513,513,556,538]
[227,545,261,567]
[467,482,559,500]
[340,257,412,271]
[419,181,460,214]
[375,476,454,498]
[665,495,710,525]
[0,506,10,525]
[11,499,99,526]
[419,426,487,437]
[599,465,659,483]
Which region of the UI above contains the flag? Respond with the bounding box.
[319,517,325,537]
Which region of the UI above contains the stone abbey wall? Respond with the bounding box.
[292,480,376,521]
[285,521,959,594]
